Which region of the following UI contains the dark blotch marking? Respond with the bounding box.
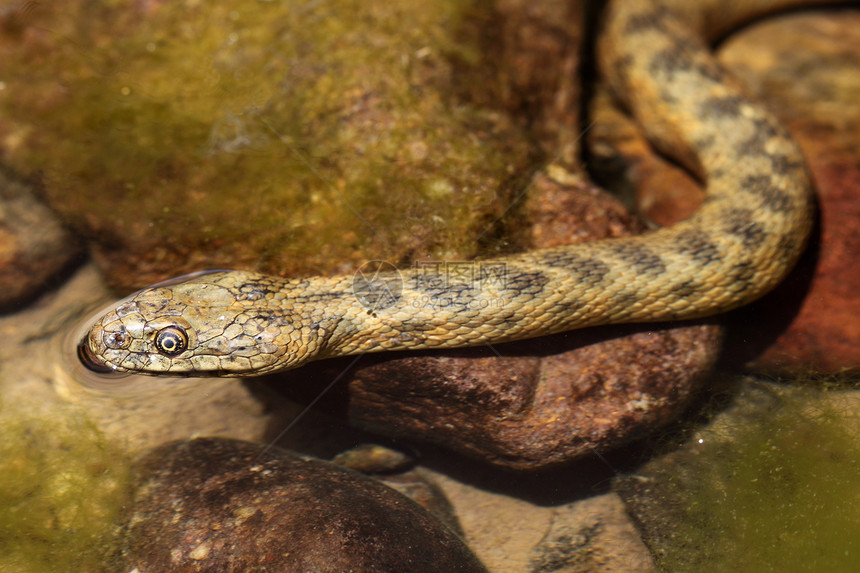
[248,309,291,327]
[294,291,351,304]
[726,260,757,290]
[710,167,727,181]
[623,5,673,35]
[697,95,745,118]
[723,208,765,247]
[736,135,772,161]
[775,234,802,262]
[410,274,478,309]
[670,279,704,299]
[411,273,447,294]
[736,118,798,170]
[766,153,804,175]
[649,45,723,83]
[675,230,721,266]
[408,271,482,314]
[741,174,795,213]
[267,277,311,298]
[607,242,667,276]
[538,251,579,269]
[505,271,550,297]
[692,134,716,152]
[413,273,443,287]
[397,317,447,334]
[539,252,610,287]
[649,47,695,77]
[752,116,784,141]
[444,282,479,304]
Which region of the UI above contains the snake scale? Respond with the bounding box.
[80,0,828,377]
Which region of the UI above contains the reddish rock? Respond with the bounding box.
[587,88,705,228]
[717,10,860,373]
[587,10,860,374]
[347,320,720,470]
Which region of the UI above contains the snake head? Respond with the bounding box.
[78,271,320,377]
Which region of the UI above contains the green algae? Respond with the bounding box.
[0,0,534,289]
[619,380,860,572]
[0,401,133,573]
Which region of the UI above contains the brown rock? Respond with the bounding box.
[377,469,468,538]
[346,320,719,470]
[0,170,81,311]
[111,437,487,573]
[488,0,585,168]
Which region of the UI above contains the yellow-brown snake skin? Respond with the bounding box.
[80,0,830,377]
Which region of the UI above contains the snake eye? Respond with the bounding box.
[154,326,188,356]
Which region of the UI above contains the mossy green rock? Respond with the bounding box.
[615,380,860,572]
[0,0,532,291]
[0,403,132,573]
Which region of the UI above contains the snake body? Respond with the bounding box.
[81,0,821,377]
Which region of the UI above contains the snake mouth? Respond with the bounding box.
[77,337,119,375]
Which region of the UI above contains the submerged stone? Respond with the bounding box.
[0,404,132,572]
[614,379,860,572]
[111,437,487,572]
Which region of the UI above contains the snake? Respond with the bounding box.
[79,0,830,377]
